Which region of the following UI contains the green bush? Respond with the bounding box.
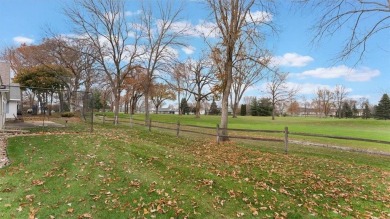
[95,113,106,117]
[61,112,75,117]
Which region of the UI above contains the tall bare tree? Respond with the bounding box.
[230,47,270,118]
[266,71,299,120]
[139,0,188,125]
[40,37,97,112]
[314,87,334,117]
[299,0,390,61]
[334,85,349,118]
[123,66,145,114]
[207,0,275,141]
[64,0,141,124]
[185,56,217,118]
[164,63,190,115]
[150,83,176,114]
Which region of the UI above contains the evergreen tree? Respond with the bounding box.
[92,92,103,110]
[250,98,258,116]
[258,98,273,116]
[240,104,247,116]
[352,103,358,118]
[362,102,371,119]
[341,102,353,118]
[180,98,189,115]
[375,94,390,120]
[209,99,219,115]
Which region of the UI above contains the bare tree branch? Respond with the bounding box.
[299,0,390,62]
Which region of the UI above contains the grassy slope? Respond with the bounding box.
[0,124,389,218]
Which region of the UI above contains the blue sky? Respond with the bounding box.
[0,0,388,104]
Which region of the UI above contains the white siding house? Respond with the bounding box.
[0,62,21,128]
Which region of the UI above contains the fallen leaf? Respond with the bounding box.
[260,206,268,211]
[31,180,45,186]
[79,213,92,218]
[25,194,35,202]
[29,207,39,219]
[236,212,244,217]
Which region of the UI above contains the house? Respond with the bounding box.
[159,106,178,114]
[0,62,21,128]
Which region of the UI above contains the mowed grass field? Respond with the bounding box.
[0,121,389,219]
[109,113,390,153]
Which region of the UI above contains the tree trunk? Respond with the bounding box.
[130,98,136,115]
[113,89,120,125]
[49,92,53,116]
[195,98,201,118]
[220,89,230,141]
[178,90,181,116]
[144,91,150,126]
[124,100,129,114]
[70,90,78,113]
[272,103,276,120]
[219,63,233,141]
[232,102,238,118]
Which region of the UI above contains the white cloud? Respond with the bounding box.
[194,21,219,38]
[125,10,142,17]
[272,53,314,67]
[246,11,273,23]
[167,20,219,38]
[182,45,196,55]
[298,65,380,82]
[13,36,34,45]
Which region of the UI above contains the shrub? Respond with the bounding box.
[61,112,75,117]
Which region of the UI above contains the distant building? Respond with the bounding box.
[0,62,22,128]
[159,106,178,114]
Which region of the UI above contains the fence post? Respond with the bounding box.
[176,121,180,137]
[216,124,220,144]
[149,119,152,132]
[130,114,133,128]
[103,115,105,124]
[284,126,289,154]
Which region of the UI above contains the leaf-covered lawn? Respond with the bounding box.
[0,125,389,218]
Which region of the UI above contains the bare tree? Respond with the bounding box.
[150,83,176,114]
[139,0,188,125]
[334,85,349,118]
[301,96,311,117]
[314,87,334,117]
[40,37,97,112]
[123,66,145,114]
[230,48,270,118]
[185,56,217,118]
[163,62,192,115]
[64,0,141,124]
[207,0,275,141]
[266,71,299,120]
[299,0,390,61]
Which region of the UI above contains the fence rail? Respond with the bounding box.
[95,115,390,156]
[289,132,390,145]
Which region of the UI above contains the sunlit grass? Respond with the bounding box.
[1,123,389,218]
[97,113,390,153]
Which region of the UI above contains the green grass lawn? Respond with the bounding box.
[1,123,389,218]
[98,113,390,153]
